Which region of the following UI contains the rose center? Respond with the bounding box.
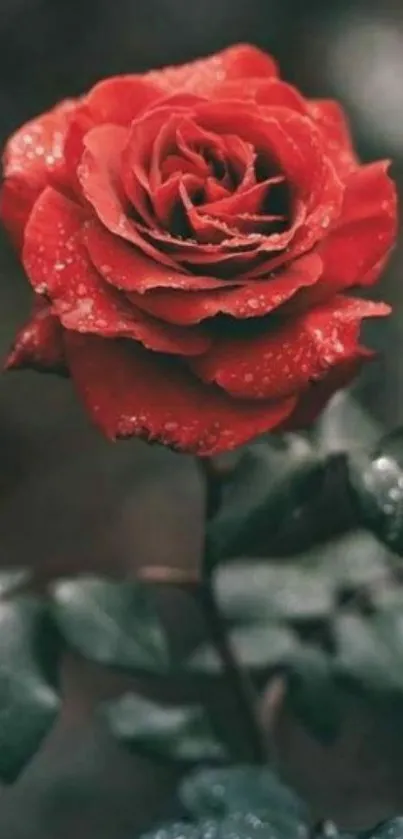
[162,138,292,244]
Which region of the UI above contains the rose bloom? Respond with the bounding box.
[1,45,396,455]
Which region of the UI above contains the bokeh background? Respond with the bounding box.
[1,1,403,837]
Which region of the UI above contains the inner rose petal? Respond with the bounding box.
[79,96,344,279]
[84,218,235,291]
[128,254,323,324]
[78,124,180,268]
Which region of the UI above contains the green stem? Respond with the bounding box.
[199,456,266,764]
[199,576,266,763]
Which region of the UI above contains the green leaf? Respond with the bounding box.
[50,575,169,673]
[0,568,31,597]
[0,593,60,783]
[206,437,317,564]
[180,765,308,822]
[313,392,380,454]
[314,823,355,839]
[216,561,335,625]
[215,811,308,839]
[286,647,342,743]
[334,610,403,695]
[348,428,403,556]
[103,693,227,762]
[320,532,390,593]
[141,825,200,839]
[141,812,308,839]
[188,623,297,675]
[368,819,403,839]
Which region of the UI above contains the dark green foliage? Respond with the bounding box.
[348,428,403,555]
[187,527,402,743]
[206,435,318,564]
[142,766,403,839]
[143,765,309,839]
[103,693,227,763]
[180,765,308,821]
[188,622,296,675]
[0,575,60,783]
[50,575,170,672]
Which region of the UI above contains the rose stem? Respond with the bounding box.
[197,456,267,764]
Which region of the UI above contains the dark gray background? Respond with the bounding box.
[1,1,403,836]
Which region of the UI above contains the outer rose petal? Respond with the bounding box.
[64,77,165,188]
[84,77,163,126]
[0,100,78,248]
[23,188,210,356]
[130,254,323,324]
[84,220,233,291]
[315,161,397,299]
[308,99,358,178]
[145,44,278,95]
[211,78,307,113]
[63,105,95,196]
[65,333,296,456]
[283,356,368,431]
[6,299,65,371]
[192,296,390,400]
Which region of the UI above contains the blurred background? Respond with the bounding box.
[1,1,403,837]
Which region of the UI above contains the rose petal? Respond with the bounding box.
[191,296,390,400]
[314,161,397,299]
[283,356,368,431]
[5,298,65,371]
[145,44,278,96]
[200,178,283,218]
[85,76,163,126]
[63,105,95,196]
[0,100,77,248]
[65,333,296,456]
[84,219,235,291]
[23,188,210,356]
[197,102,339,205]
[308,99,358,178]
[153,173,202,232]
[211,78,307,113]
[139,103,344,276]
[131,254,323,324]
[120,103,205,225]
[78,124,180,267]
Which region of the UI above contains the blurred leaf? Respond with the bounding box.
[103,693,227,763]
[180,765,308,822]
[320,532,390,592]
[313,822,356,839]
[313,392,380,454]
[141,811,308,839]
[368,819,403,839]
[188,623,297,675]
[206,437,317,564]
[348,428,403,556]
[0,593,60,783]
[286,647,342,743]
[0,568,31,598]
[50,576,169,673]
[141,825,200,839]
[216,561,335,625]
[334,610,403,695]
[215,811,308,839]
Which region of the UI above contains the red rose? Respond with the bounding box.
[1,45,396,455]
